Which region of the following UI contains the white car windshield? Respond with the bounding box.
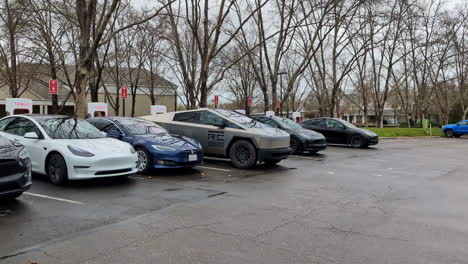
[214,109,270,129]
[118,118,167,135]
[39,118,105,139]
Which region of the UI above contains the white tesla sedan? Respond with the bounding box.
[0,115,138,185]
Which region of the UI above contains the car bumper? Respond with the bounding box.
[258,148,291,162]
[0,171,32,198]
[304,144,327,152]
[304,139,327,152]
[151,149,204,169]
[366,136,379,145]
[67,154,139,180]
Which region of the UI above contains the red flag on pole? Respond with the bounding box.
[49,80,58,94]
[120,87,128,99]
[214,95,219,105]
[276,99,281,109]
[247,97,252,107]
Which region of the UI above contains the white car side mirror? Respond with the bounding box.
[24,132,39,139]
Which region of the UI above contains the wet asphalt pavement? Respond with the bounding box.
[1,138,468,263]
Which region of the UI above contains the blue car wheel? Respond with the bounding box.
[444,129,454,138]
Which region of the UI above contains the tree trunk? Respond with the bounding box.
[75,66,89,118]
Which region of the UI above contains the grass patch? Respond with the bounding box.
[363,127,443,138]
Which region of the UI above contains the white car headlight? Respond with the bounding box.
[67,145,95,157]
[129,146,136,154]
[152,145,176,151]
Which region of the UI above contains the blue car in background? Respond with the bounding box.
[88,117,203,173]
[442,120,468,138]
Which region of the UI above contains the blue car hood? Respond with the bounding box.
[444,124,457,129]
[134,134,199,150]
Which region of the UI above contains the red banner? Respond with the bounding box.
[214,95,219,105]
[120,87,128,99]
[247,97,252,107]
[49,80,58,94]
[276,99,281,109]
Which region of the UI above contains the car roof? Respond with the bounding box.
[8,114,69,121]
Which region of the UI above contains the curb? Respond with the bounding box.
[380,136,443,139]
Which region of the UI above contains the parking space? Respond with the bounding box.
[2,138,468,263]
[0,158,295,259]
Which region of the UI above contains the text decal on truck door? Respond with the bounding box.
[208,130,224,148]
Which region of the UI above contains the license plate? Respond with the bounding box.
[188,154,198,161]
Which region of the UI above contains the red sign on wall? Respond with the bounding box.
[120,87,128,99]
[247,97,252,107]
[214,95,219,105]
[49,80,58,94]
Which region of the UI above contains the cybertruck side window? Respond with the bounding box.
[174,111,201,124]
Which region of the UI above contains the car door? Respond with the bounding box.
[307,119,332,141]
[458,121,468,134]
[173,111,220,155]
[199,111,235,156]
[172,110,236,157]
[17,118,48,172]
[323,119,347,144]
[0,117,45,172]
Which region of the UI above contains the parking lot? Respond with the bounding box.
[2,138,468,263]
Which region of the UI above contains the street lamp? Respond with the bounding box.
[278,71,287,116]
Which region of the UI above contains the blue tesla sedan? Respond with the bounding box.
[87,117,203,173]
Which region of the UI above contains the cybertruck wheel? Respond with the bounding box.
[230,140,257,169]
[444,130,454,138]
[47,153,68,185]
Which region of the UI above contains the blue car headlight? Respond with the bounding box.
[152,145,176,151]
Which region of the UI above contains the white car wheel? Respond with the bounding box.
[136,148,150,173]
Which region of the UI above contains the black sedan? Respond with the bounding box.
[300,118,379,148]
[253,116,326,154]
[0,135,32,200]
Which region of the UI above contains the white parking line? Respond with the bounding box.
[290,155,320,160]
[24,192,84,205]
[129,176,147,180]
[194,166,231,172]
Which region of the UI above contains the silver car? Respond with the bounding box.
[141,109,290,169]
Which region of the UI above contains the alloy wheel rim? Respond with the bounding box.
[49,164,59,182]
[351,137,362,147]
[237,145,251,163]
[137,150,147,172]
[291,139,298,153]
